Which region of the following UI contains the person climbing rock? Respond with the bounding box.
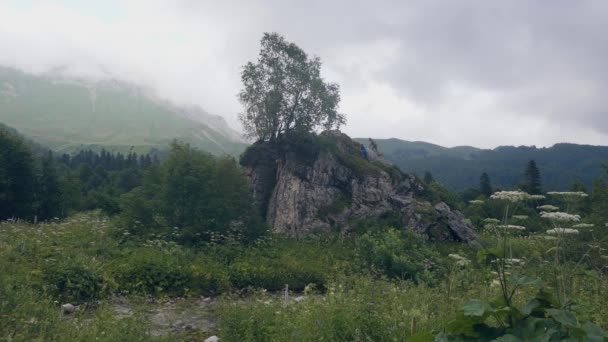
[368,138,382,157]
[360,144,369,160]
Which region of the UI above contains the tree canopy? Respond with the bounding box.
[238,32,346,142]
[522,160,542,194]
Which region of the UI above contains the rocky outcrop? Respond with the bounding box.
[241,131,479,244]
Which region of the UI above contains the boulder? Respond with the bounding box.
[241,131,479,244]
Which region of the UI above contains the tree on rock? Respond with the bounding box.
[238,32,346,142]
[522,160,542,194]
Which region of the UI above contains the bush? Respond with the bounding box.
[45,263,104,302]
[115,250,191,296]
[358,228,439,282]
[229,253,326,291]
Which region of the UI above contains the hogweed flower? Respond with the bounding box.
[547,228,579,235]
[448,253,471,266]
[537,205,559,212]
[540,212,581,222]
[512,215,528,220]
[572,223,594,229]
[469,200,484,205]
[497,224,526,231]
[490,190,545,202]
[491,191,529,202]
[547,191,589,198]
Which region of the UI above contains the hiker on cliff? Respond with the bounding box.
[368,138,381,157]
[360,144,368,160]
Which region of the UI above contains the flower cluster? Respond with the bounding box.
[490,191,528,202]
[547,228,579,235]
[547,191,589,198]
[512,215,528,220]
[483,218,500,225]
[497,224,526,231]
[540,212,581,222]
[490,191,545,202]
[448,253,471,266]
[572,223,594,229]
[537,204,559,212]
[468,200,484,205]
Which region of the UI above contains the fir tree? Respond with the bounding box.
[522,160,542,194]
[423,171,434,184]
[479,172,493,197]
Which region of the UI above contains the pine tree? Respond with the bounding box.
[0,127,36,219]
[523,160,542,194]
[36,152,63,220]
[423,171,434,184]
[479,172,493,197]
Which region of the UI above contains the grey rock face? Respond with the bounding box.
[242,131,479,244]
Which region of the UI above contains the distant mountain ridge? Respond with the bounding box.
[0,66,246,155]
[354,138,608,191]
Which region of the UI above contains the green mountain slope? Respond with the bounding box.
[0,67,246,155]
[355,138,608,191]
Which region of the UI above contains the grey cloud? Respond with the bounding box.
[1,0,607,146]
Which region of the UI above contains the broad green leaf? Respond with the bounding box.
[546,308,578,328]
[581,321,607,341]
[463,299,493,317]
[522,299,541,315]
[493,334,523,342]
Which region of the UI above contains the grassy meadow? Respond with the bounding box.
[1,201,607,341]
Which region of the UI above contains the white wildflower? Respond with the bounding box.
[497,225,526,231]
[540,212,581,222]
[572,223,594,229]
[483,218,500,225]
[490,191,529,202]
[547,191,589,198]
[490,191,545,202]
[512,215,528,220]
[537,205,559,212]
[469,200,484,205]
[543,235,558,240]
[448,253,471,266]
[547,228,579,235]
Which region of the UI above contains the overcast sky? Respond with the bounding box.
[1,0,607,148]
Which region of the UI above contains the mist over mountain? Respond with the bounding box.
[356,138,608,191]
[0,66,245,155]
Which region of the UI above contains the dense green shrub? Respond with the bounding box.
[115,250,191,296]
[358,228,440,282]
[119,142,266,244]
[44,263,104,302]
[229,253,326,291]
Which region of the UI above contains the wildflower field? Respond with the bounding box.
[2,187,608,341]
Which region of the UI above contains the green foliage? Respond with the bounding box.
[439,288,606,341]
[120,142,266,244]
[44,263,104,302]
[421,181,463,210]
[238,32,345,142]
[358,228,439,282]
[0,125,36,219]
[115,250,192,296]
[479,172,493,197]
[360,138,608,192]
[424,171,435,184]
[522,159,542,194]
